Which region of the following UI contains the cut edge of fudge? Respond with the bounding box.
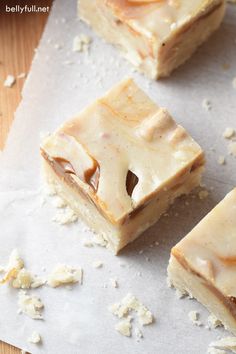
[168,188,236,335]
[78,0,225,79]
[41,78,205,254]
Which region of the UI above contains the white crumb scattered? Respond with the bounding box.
[52,196,67,208]
[198,190,209,200]
[17,72,26,79]
[115,316,132,337]
[4,74,16,87]
[202,99,212,111]
[207,348,227,354]
[63,60,73,65]
[0,249,24,284]
[232,77,236,89]
[209,337,236,353]
[218,155,225,165]
[73,34,92,52]
[134,327,143,340]
[18,290,44,320]
[27,331,41,344]
[208,314,222,329]
[109,293,153,326]
[188,310,202,326]
[92,234,107,247]
[92,260,103,269]
[12,268,44,289]
[228,142,236,157]
[223,127,235,139]
[52,206,78,225]
[47,264,82,288]
[110,278,118,288]
[166,277,172,288]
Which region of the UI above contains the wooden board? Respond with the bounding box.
[0,1,52,352]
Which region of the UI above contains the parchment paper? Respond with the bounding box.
[0,1,236,353]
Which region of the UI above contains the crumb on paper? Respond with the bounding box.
[198,190,209,200]
[218,156,225,165]
[223,127,235,139]
[18,290,44,320]
[92,260,103,269]
[202,99,212,111]
[208,314,222,329]
[4,74,16,87]
[12,269,45,289]
[92,234,107,248]
[188,310,202,326]
[228,142,236,157]
[73,34,92,52]
[110,278,118,288]
[109,293,153,326]
[82,240,94,248]
[52,195,67,208]
[47,264,82,288]
[28,331,41,344]
[209,337,236,353]
[52,206,78,225]
[0,249,24,284]
[115,316,132,337]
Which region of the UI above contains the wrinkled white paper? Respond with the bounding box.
[0,1,236,353]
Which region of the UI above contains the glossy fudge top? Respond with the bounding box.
[172,189,236,298]
[42,78,203,224]
[105,0,222,43]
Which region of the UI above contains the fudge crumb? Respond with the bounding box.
[73,34,92,52]
[198,190,209,200]
[92,234,107,248]
[18,290,44,320]
[52,207,78,225]
[110,278,118,288]
[17,72,26,79]
[28,331,41,344]
[188,310,202,326]
[208,314,222,329]
[202,99,212,111]
[175,289,187,299]
[92,260,103,269]
[223,127,235,139]
[115,316,132,337]
[0,249,24,284]
[109,293,153,326]
[209,337,236,352]
[4,74,16,87]
[12,268,45,289]
[218,156,225,165]
[52,196,67,208]
[47,264,82,287]
[228,142,236,157]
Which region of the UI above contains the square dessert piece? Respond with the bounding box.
[168,189,236,335]
[41,78,204,254]
[79,0,225,79]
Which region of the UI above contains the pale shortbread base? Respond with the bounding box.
[79,1,225,79]
[168,255,236,335]
[43,159,203,254]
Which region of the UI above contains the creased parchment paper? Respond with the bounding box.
[0,1,235,353]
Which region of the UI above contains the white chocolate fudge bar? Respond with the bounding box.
[41,78,204,254]
[79,0,225,79]
[168,189,236,335]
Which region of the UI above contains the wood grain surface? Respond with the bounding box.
[0,1,52,352]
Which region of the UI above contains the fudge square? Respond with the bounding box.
[168,189,236,334]
[41,78,204,254]
[79,0,225,79]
